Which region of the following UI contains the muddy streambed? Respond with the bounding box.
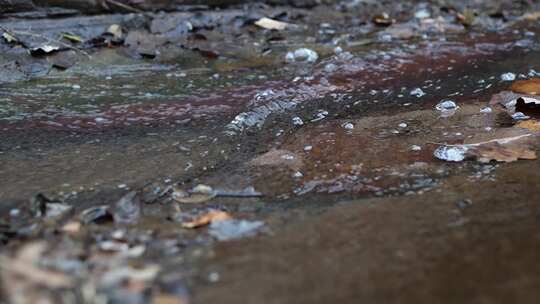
[2,2,540,303]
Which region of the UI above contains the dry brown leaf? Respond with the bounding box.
[60,221,81,235]
[250,149,302,170]
[469,142,537,163]
[516,120,540,132]
[521,11,540,21]
[182,210,232,228]
[372,13,394,26]
[0,242,74,289]
[152,293,189,304]
[255,17,290,30]
[511,78,540,95]
[435,134,537,163]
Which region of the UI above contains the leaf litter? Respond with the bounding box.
[434,134,537,163]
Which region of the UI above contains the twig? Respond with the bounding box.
[105,0,144,14]
[0,25,92,59]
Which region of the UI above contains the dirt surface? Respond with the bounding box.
[1,0,540,303]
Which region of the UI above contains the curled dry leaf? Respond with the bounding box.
[434,134,537,163]
[516,120,540,132]
[2,32,17,43]
[0,242,74,289]
[60,221,81,235]
[153,293,189,304]
[250,149,303,170]
[510,78,540,95]
[30,44,61,55]
[372,13,393,26]
[255,17,291,30]
[182,209,232,229]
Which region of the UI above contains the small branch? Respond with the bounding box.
[105,0,144,14]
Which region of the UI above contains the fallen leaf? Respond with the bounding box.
[62,32,83,43]
[30,44,61,56]
[521,11,540,21]
[470,142,536,163]
[456,10,475,26]
[250,149,302,170]
[434,134,537,163]
[107,24,123,39]
[511,78,540,95]
[2,32,17,43]
[255,17,291,30]
[0,242,74,289]
[488,91,540,119]
[182,209,232,228]
[372,13,393,26]
[516,120,540,132]
[192,47,219,59]
[152,293,189,304]
[60,221,81,235]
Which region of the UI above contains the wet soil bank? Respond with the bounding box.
[2,0,540,303]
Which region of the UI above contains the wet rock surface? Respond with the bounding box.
[2,0,540,303]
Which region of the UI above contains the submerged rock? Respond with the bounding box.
[501,72,516,81]
[436,100,458,111]
[434,146,468,162]
[410,87,426,97]
[113,191,142,224]
[209,219,265,241]
[80,205,113,224]
[285,48,319,63]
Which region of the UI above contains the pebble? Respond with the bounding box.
[410,88,426,97]
[512,112,530,120]
[414,9,430,19]
[285,48,319,63]
[434,146,468,162]
[480,107,492,113]
[436,100,458,111]
[9,208,20,217]
[208,272,220,283]
[292,171,304,178]
[292,117,304,126]
[500,72,516,81]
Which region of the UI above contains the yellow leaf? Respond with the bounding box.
[62,32,83,43]
[516,120,540,132]
[182,210,232,228]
